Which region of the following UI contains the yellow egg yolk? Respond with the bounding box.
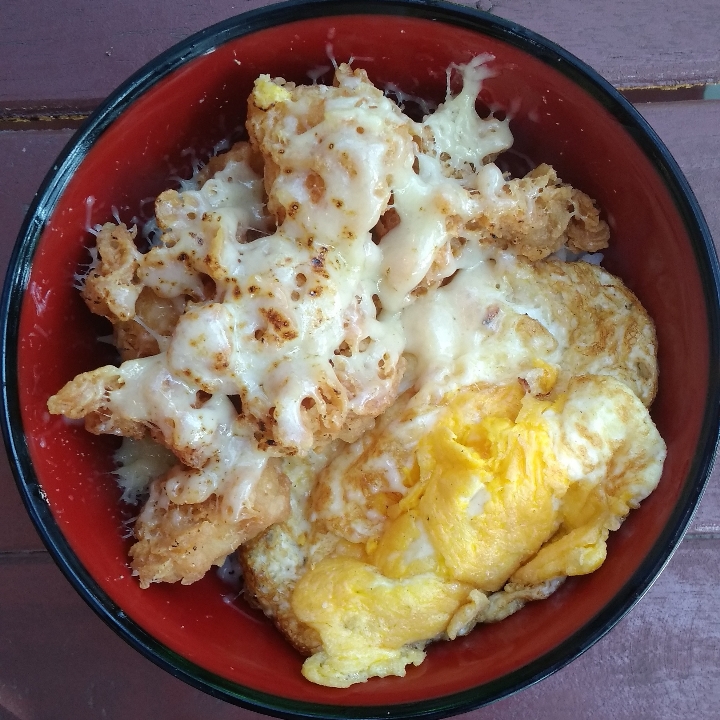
[291,387,577,685]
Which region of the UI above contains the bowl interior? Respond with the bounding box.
[12,7,714,714]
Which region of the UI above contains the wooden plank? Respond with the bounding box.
[0,553,266,720]
[637,101,720,262]
[0,129,73,269]
[0,464,45,552]
[0,539,717,719]
[1,0,719,108]
[693,474,720,535]
[0,0,285,107]
[489,0,720,89]
[480,538,720,720]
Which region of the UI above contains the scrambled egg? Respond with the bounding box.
[287,377,664,686]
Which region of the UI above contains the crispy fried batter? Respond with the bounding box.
[47,365,123,418]
[467,165,610,261]
[246,81,327,226]
[371,207,401,244]
[81,223,143,322]
[566,189,611,254]
[195,141,264,186]
[113,287,186,360]
[47,365,147,438]
[131,461,290,588]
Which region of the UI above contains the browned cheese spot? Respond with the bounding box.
[304,172,326,203]
[339,151,358,178]
[310,248,330,278]
[260,307,298,341]
[213,352,229,371]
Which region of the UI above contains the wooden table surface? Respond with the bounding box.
[2,1,719,718]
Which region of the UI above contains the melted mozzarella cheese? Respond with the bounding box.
[117,58,526,505]
[424,54,513,175]
[401,249,565,398]
[161,71,419,453]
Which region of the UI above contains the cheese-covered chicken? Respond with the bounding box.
[49,56,663,684]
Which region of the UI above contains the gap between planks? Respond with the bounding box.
[0,549,53,564]
[2,84,718,131]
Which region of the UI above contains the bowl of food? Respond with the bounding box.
[2,0,718,717]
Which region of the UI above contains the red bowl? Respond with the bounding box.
[2,1,719,717]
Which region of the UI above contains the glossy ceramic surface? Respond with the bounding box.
[2,1,718,717]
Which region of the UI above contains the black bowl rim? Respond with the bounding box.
[2,0,719,718]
